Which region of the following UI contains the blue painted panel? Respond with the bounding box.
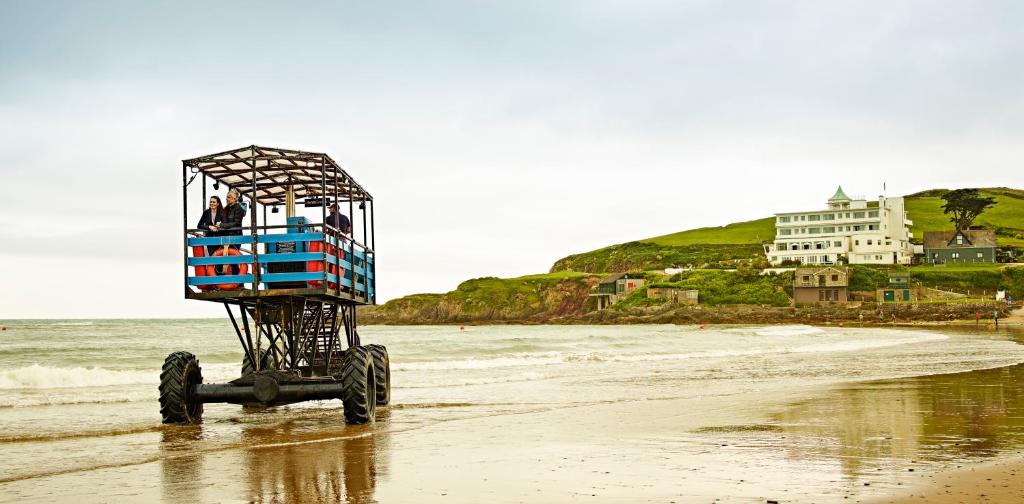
[188,274,254,286]
[188,233,325,246]
[189,252,325,266]
[257,233,323,244]
[189,255,253,266]
[257,252,322,263]
[188,235,251,246]
[260,272,324,283]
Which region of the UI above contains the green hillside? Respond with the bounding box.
[641,217,776,246]
[904,188,1024,247]
[551,187,1023,273]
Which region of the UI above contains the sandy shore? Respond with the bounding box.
[868,454,1024,503]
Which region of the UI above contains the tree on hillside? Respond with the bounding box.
[941,188,996,231]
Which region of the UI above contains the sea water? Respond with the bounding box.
[1,320,1024,500]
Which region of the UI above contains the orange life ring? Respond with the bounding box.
[307,241,343,289]
[205,247,249,290]
[191,246,213,292]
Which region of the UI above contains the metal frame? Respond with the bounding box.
[181,145,374,380]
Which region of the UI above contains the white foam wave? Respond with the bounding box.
[393,356,564,371]
[395,332,953,371]
[755,325,826,337]
[0,362,241,390]
[791,332,948,354]
[0,364,152,389]
[52,322,95,326]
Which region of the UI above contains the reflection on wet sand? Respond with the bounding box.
[158,410,391,504]
[775,360,1024,479]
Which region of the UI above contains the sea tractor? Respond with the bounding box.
[160,145,387,424]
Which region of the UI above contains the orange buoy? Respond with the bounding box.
[205,248,249,290]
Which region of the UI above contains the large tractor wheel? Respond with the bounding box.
[366,344,391,406]
[241,349,271,376]
[159,351,204,424]
[340,346,376,424]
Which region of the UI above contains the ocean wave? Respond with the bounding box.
[393,356,564,371]
[0,364,153,389]
[0,362,242,390]
[394,332,953,371]
[754,325,827,337]
[791,332,948,354]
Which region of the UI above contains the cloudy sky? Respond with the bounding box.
[1,1,1021,318]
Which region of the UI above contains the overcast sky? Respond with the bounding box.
[1,1,1022,318]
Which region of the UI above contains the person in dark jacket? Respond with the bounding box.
[219,189,247,242]
[196,196,224,255]
[327,203,352,235]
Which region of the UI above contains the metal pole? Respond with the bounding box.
[250,147,259,294]
[332,159,340,295]
[321,156,328,290]
[369,199,375,304]
[182,162,189,295]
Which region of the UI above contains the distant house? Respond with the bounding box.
[793,266,849,304]
[876,271,915,303]
[590,273,646,310]
[923,229,997,264]
[647,287,699,305]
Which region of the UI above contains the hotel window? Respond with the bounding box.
[779,229,791,235]
[831,274,838,281]
[952,252,960,259]
[822,226,835,233]
[853,212,865,218]
[808,227,820,234]
[808,215,820,221]
[868,211,878,218]
[803,243,810,250]
[977,252,984,258]
[855,240,859,245]
[778,216,791,223]
[867,240,872,245]
[802,276,810,282]
[845,213,851,218]
[956,235,964,245]
[823,214,834,220]
[791,244,799,250]
[876,255,883,260]
[886,241,891,246]
[868,224,877,230]
[815,243,823,249]
[834,241,842,247]
[853,225,863,231]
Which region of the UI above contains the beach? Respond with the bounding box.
[1,321,1024,503]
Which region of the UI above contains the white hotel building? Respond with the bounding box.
[763,187,915,266]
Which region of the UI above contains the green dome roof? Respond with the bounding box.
[828,185,851,201]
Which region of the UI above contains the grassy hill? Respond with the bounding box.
[552,187,1023,273]
[641,217,776,246]
[904,188,1024,247]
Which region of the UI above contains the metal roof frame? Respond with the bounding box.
[183,145,372,206]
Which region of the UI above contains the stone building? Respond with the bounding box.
[647,287,699,305]
[590,273,646,310]
[793,266,850,304]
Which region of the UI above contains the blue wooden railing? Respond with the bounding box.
[186,232,374,300]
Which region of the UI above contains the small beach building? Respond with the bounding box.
[647,287,699,305]
[793,266,850,304]
[923,229,997,264]
[876,271,915,303]
[590,273,646,310]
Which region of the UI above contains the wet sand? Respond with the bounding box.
[869,455,1024,503]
